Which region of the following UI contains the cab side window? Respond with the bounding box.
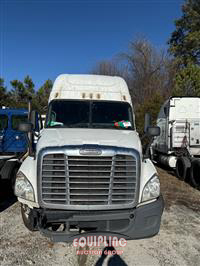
[12,115,28,130]
[0,115,8,130]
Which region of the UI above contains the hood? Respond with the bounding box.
[37,128,142,154]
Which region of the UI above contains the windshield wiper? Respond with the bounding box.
[92,123,115,129]
[66,123,90,128]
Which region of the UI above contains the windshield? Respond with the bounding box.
[0,115,8,130]
[46,100,134,130]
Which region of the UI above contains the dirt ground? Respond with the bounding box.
[0,166,200,266]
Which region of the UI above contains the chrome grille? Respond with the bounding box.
[42,154,67,204]
[41,152,138,208]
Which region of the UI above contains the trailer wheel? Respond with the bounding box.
[175,157,191,181]
[190,159,200,188]
[21,204,38,231]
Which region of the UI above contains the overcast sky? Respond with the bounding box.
[0,0,184,89]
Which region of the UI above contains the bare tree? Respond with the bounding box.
[90,60,129,79]
[119,38,175,105]
[89,37,176,133]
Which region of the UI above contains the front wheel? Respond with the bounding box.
[21,204,38,231]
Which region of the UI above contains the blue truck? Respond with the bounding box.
[0,107,40,190]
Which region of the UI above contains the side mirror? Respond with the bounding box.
[18,122,33,133]
[147,126,160,137]
[18,122,34,156]
[144,113,152,133]
[30,110,43,131]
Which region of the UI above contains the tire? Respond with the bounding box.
[190,159,200,188]
[175,157,191,181]
[21,204,38,231]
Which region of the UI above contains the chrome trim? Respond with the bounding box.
[37,145,140,210]
[79,147,102,156]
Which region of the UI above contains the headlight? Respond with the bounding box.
[14,171,35,202]
[142,174,160,202]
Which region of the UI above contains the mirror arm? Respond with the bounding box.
[34,132,39,137]
[140,132,148,141]
[25,132,33,156]
[143,136,154,160]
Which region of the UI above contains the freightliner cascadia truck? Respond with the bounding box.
[151,96,200,188]
[14,74,164,242]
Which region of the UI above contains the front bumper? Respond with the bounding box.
[33,196,164,242]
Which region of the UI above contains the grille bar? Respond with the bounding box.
[42,181,66,183]
[43,192,67,195]
[60,175,135,178]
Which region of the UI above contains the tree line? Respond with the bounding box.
[0,0,200,133]
[91,0,200,132]
[0,76,52,114]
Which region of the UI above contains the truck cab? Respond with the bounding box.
[151,96,200,187]
[0,108,29,189]
[0,107,41,190]
[15,74,164,242]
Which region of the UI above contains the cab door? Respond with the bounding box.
[3,114,28,153]
[0,114,8,152]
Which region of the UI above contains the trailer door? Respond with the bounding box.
[190,121,200,146]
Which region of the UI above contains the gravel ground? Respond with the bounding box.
[0,167,200,266]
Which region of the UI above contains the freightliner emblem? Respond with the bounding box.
[79,148,102,155]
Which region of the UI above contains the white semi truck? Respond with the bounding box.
[151,96,200,188]
[14,74,164,242]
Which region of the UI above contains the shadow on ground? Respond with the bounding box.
[95,246,127,266]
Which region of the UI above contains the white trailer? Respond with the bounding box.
[151,96,200,187]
